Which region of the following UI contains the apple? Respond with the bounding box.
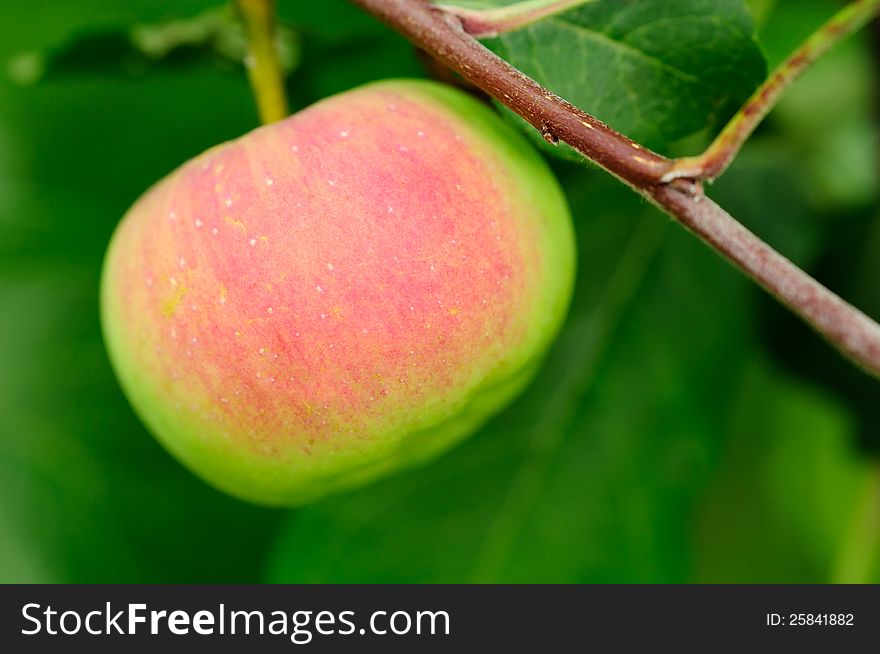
[101,79,575,505]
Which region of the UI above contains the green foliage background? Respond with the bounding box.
[0,0,878,583]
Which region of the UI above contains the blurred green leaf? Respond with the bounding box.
[5,7,299,86]
[278,0,389,42]
[693,358,870,583]
[0,188,283,583]
[745,0,777,29]
[279,0,425,109]
[0,0,219,61]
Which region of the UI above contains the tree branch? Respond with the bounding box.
[663,0,880,183]
[236,0,289,124]
[348,0,880,379]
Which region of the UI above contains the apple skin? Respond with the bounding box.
[101,79,575,506]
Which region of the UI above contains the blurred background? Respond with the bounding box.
[0,0,878,583]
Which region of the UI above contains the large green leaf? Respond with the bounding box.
[0,0,217,61]
[693,359,872,583]
[5,6,300,86]
[457,0,766,157]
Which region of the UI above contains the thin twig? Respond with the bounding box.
[439,0,594,38]
[236,0,289,124]
[662,0,880,183]
[349,0,880,379]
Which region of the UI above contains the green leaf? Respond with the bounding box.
[0,206,282,582]
[0,0,218,61]
[278,0,388,42]
[693,358,870,583]
[469,0,767,158]
[5,7,299,86]
[265,173,754,583]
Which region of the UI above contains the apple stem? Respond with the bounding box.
[349,0,880,380]
[235,0,289,124]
